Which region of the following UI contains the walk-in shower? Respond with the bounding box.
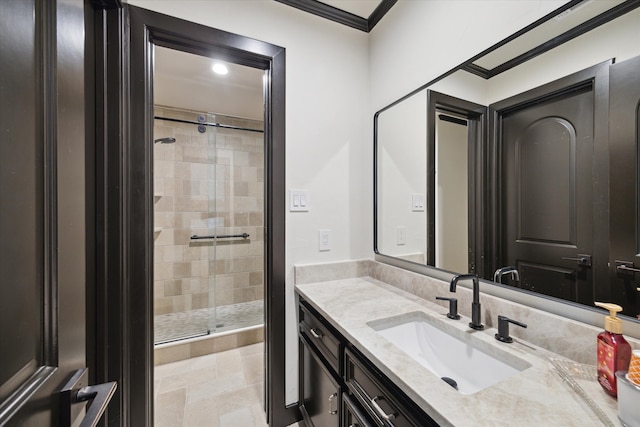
[153,106,265,349]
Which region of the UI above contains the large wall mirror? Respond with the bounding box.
[375,0,640,318]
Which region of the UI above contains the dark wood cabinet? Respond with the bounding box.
[299,333,342,426]
[298,298,439,427]
[344,347,438,427]
[343,393,374,427]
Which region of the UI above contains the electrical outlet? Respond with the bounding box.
[318,229,331,251]
[396,226,406,245]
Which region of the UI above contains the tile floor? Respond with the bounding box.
[154,342,303,427]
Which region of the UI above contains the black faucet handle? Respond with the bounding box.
[435,296,460,320]
[495,315,527,343]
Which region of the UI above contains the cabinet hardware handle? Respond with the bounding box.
[371,396,395,421]
[310,328,323,339]
[328,392,338,415]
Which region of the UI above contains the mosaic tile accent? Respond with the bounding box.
[154,299,264,344]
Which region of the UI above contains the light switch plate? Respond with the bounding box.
[412,193,425,212]
[290,189,309,212]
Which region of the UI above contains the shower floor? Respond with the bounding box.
[154,299,264,344]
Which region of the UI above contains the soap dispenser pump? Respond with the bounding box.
[595,302,632,397]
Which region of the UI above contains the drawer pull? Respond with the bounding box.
[310,328,323,339]
[371,396,395,421]
[328,392,338,415]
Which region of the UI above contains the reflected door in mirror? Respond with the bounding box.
[492,64,609,305]
[609,54,640,317]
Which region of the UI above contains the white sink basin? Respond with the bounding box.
[368,312,531,395]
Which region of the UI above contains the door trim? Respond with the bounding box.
[96,5,293,426]
[426,90,487,276]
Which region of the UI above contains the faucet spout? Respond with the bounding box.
[493,266,520,284]
[449,273,484,330]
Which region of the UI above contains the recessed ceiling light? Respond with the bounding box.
[212,63,228,75]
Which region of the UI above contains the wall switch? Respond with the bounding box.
[396,226,406,245]
[290,189,309,212]
[412,193,425,212]
[318,229,331,251]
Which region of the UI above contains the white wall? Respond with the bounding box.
[129,0,371,404]
[369,0,568,111]
[435,117,468,273]
[377,89,427,261]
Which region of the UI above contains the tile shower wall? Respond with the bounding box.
[153,106,264,319]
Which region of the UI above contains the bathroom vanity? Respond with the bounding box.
[296,260,624,427]
[298,297,438,426]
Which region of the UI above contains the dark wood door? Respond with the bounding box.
[491,63,609,305]
[609,54,640,317]
[0,1,113,425]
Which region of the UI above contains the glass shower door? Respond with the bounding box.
[206,112,218,334]
[152,108,218,344]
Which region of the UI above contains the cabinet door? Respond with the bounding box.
[299,335,341,427]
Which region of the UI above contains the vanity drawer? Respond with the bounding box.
[299,300,343,374]
[344,347,438,427]
[343,393,375,427]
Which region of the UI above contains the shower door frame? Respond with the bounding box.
[97,5,292,426]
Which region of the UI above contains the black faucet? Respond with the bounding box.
[495,315,527,343]
[435,296,460,320]
[449,273,484,330]
[493,266,520,284]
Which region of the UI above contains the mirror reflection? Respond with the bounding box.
[375,1,640,316]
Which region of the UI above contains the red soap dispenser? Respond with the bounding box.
[595,302,632,397]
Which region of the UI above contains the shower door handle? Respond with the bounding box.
[60,368,117,427]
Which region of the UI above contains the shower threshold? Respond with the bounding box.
[154,299,263,344]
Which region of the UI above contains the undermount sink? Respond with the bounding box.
[368,311,531,395]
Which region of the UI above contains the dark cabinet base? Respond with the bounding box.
[298,297,439,427]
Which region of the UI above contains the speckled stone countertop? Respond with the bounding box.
[295,276,620,427]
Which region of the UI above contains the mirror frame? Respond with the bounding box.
[373,0,640,335]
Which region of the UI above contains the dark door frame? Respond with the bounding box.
[426,90,487,277]
[95,5,295,426]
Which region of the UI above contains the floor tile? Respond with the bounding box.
[153,342,298,427]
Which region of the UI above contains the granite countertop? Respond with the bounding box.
[295,276,620,427]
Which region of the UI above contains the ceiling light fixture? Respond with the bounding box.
[212,63,228,75]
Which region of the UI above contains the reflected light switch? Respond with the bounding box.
[412,194,425,212]
[290,189,309,212]
[396,226,406,245]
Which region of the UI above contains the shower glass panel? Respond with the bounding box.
[153,108,217,344]
[206,111,218,335]
[208,112,265,334]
